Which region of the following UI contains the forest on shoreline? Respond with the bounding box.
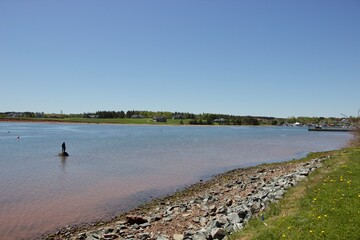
[1,110,357,126]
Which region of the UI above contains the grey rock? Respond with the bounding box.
[200,217,208,226]
[216,206,227,214]
[209,205,217,213]
[126,215,148,225]
[115,225,127,231]
[192,217,200,223]
[251,201,261,213]
[250,175,260,181]
[173,233,184,240]
[237,207,249,219]
[192,233,207,240]
[233,222,243,231]
[139,232,151,239]
[227,213,241,224]
[91,233,101,239]
[294,174,306,182]
[184,230,196,237]
[207,219,221,229]
[275,189,285,199]
[163,216,172,222]
[104,228,114,234]
[298,169,310,176]
[193,229,209,240]
[203,194,213,203]
[217,216,229,226]
[157,234,169,240]
[77,232,87,239]
[103,233,119,239]
[211,228,227,239]
[226,199,233,207]
[139,222,151,228]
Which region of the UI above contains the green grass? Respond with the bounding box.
[233,148,360,240]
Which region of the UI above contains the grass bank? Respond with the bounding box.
[233,148,360,240]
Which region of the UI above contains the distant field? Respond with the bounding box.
[0,117,190,125]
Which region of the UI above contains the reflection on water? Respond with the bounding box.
[0,123,352,239]
[60,156,67,172]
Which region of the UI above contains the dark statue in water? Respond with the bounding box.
[59,142,69,157]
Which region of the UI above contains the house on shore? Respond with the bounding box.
[214,118,226,124]
[6,112,23,118]
[172,114,185,120]
[153,116,167,122]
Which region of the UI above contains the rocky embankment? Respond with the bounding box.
[49,156,328,240]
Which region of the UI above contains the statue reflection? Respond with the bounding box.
[60,156,67,172]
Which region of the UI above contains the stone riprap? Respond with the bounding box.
[48,156,328,240]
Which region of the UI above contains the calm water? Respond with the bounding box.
[0,122,352,239]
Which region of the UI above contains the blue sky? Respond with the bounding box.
[1,0,359,118]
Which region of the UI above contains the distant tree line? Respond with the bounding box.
[2,110,356,127]
[80,111,263,125]
[89,111,196,119]
[92,111,126,118]
[188,114,260,125]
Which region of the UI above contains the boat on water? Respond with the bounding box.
[308,126,355,132]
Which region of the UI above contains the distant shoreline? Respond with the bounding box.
[0,117,267,127]
[0,117,175,126]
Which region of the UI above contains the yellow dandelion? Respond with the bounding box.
[309,230,313,233]
[318,216,321,219]
[282,234,286,238]
[324,214,328,218]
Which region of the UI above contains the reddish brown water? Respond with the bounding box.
[0,123,352,239]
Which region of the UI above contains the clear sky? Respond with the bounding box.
[1,0,359,118]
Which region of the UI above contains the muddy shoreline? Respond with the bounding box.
[42,152,330,240]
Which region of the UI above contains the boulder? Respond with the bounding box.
[156,234,169,240]
[227,213,241,224]
[193,230,209,240]
[211,228,226,239]
[59,152,69,157]
[126,215,148,225]
[173,233,184,240]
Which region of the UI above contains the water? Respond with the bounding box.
[0,122,352,239]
